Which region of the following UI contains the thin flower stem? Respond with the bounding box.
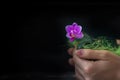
[74,41,78,50]
[74,45,77,50]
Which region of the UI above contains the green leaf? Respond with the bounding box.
[115,46,120,56]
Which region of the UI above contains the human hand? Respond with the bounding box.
[116,39,120,45]
[68,48,120,80]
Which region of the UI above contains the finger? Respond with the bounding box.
[75,73,83,80]
[75,66,84,80]
[75,64,85,80]
[68,48,74,56]
[73,53,91,70]
[116,39,120,45]
[73,53,94,74]
[68,58,75,66]
[76,49,116,60]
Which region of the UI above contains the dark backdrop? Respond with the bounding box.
[2,1,120,79]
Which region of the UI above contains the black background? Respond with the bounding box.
[2,1,120,79]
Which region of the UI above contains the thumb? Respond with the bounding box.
[75,49,115,60]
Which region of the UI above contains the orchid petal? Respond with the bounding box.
[76,32,84,39]
[66,33,72,38]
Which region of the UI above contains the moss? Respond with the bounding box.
[68,34,120,56]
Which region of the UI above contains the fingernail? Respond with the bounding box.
[77,49,84,56]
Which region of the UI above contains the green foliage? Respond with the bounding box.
[67,33,120,56]
[115,46,120,56]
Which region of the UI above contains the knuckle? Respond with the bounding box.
[84,63,94,74]
[84,66,92,74]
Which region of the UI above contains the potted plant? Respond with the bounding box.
[65,22,120,56]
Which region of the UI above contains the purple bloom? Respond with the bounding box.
[65,22,84,42]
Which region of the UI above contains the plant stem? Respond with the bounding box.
[74,41,78,50]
